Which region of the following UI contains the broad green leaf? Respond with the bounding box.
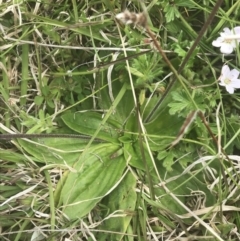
[0,150,29,163]
[17,138,96,164]
[145,106,183,139]
[152,162,215,217]
[60,143,126,219]
[142,80,181,122]
[97,80,135,124]
[61,112,122,143]
[124,142,154,171]
[96,172,137,241]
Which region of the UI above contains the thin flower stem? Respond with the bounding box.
[169,110,199,148]
[197,112,230,162]
[144,0,224,122]
[145,26,197,115]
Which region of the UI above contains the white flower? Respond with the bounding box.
[218,65,240,94]
[212,27,240,54]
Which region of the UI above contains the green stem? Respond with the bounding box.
[44,170,55,241]
[1,56,10,127]
[20,26,30,106]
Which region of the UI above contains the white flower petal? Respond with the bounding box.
[219,75,226,83]
[223,28,231,34]
[220,43,234,54]
[221,65,230,75]
[233,26,240,35]
[213,27,240,53]
[219,65,240,94]
[230,80,240,88]
[229,69,240,79]
[212,38,224,47]
[230,40,238,48]
[226,85,235,94]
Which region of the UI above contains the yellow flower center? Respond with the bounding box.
[224,39,232,43]
[224,78,231,85]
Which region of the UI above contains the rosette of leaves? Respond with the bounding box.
[15,67,215,239]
